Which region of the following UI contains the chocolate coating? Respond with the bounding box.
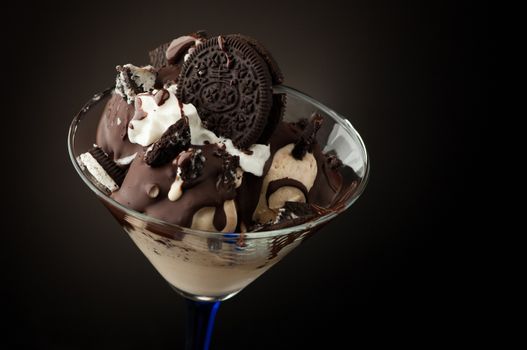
[112,144,237,230]
[96,93,143,161]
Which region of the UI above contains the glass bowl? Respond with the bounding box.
[68,85,369,302]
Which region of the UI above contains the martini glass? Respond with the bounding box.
[68,85,369,349]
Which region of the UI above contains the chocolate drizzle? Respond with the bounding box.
[132,98,148,121]
[235,121,301,226]
[217,36,232,68]
[266,178,309,205]
[153,89,170,106]
[213,206,227,232]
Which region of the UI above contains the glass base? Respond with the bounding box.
[170,283,241,302]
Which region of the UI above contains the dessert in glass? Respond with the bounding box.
[68,32,369,349]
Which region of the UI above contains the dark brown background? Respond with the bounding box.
[4,0,487,348]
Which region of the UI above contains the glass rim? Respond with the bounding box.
[68,85,370,239]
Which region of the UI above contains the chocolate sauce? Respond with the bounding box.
[212,205,227,232]
[153,89,170,106]
[132,98,148,121]
[178,100,186,119]
[266,178,309,204]
[112,144,237,229]
[217,36,232,68]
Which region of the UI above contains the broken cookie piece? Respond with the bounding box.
[214,147,241,192]
[115,64,157,103]
[249,202,317,232]
[177,148,205,183]
[78,146,126,193]
[145,117,191,167]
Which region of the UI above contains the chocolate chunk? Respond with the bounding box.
[291,113,324,160]
[293,118,309,130]
[88,146,126,186]
[176,35,274,149]
[144,118,191,167]
[177,149,205,182]
[149,42,171,68]
[279,201,316,219]
[325,150,343,170]
[214,147,240,192]
[192,30,208,39]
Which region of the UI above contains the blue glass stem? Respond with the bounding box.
[185,299,221,350]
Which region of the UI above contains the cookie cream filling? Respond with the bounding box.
[127,85,270,176]
[78,152,119,192]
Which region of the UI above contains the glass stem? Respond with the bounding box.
[185,299,221,350]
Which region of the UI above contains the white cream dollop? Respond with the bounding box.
[128,87,195,147]
[127,85,270,176]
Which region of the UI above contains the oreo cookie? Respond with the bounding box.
[229,34,283,85]
[176,35,279,149]
[78,146,126,193]
[258,93,286,144]
[231,34,285,144]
